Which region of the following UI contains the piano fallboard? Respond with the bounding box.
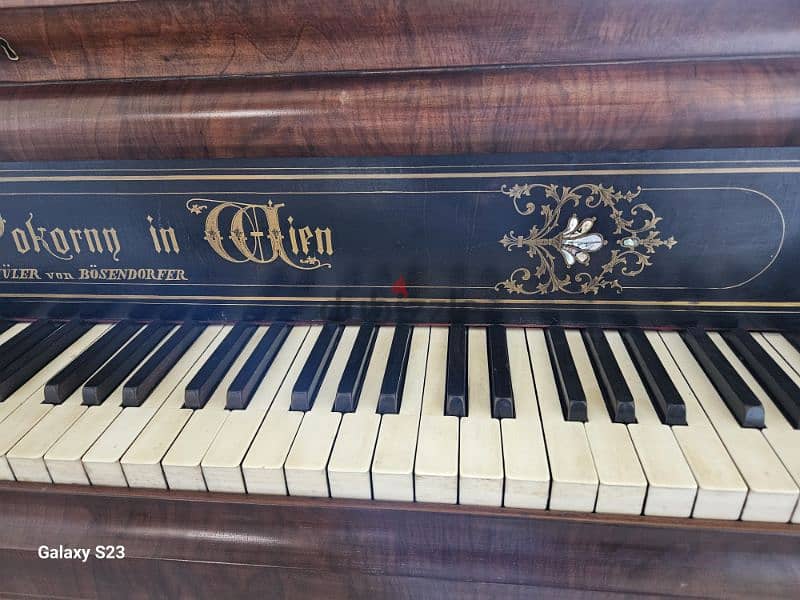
[1,148,800,328]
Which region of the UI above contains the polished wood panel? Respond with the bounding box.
[3,57,800,161]
[0,482,796,598]
[1,0,800,83]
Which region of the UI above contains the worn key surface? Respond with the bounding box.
[681,328,765,428]
[545,327,587,422]
[227,323,290,410]
[122,323,204,407]
[722,329,800,428]
[377,325,413,414]
[583,328,635,424]
[184,322,257,409]
[0,321,94,401]
[291,323,343,411]
[333,324,376,413]
[0,320,61,373]
[487,325,515,419]
[445,325,468,417]
[44,320,140,405]
[82,322,174,406]
[621,329,686,425]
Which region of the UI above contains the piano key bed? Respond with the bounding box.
[0,319,797,523]
[0,318,797,598]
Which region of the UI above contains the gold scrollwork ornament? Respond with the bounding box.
[495,183,676,295]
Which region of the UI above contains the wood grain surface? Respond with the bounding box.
[1,0,800,83]
[0,481,797,599]
[3,56,800,161]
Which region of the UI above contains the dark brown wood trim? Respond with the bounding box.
[3,57,800,161]
[0,481,797,598]
[1,0,800,84]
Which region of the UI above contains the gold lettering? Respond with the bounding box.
[83,228,102,253]
[147,215,180,254]
[191,198,332,270]
[297,226,313,255]
[11,228,29,254]
[287,216,299,255]
[5,214,121,262]
[102,228,121,261]
[69,228,83,249]
[50,228,70,255]
[314,227,333,256]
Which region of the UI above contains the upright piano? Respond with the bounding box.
[0,1,799,597]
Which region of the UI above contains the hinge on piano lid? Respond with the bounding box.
[0,38,19,61]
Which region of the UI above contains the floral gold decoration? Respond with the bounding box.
[495,183,676,295]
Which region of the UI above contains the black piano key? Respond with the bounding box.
[487,325,515,419]
[44,320,141,405]
[583,328,636,424]
[0,320,62,373]
[0,320,93,402]
[377,325,413,414]
[545,327,587,422]
[184,322,257,409]
[445,325,468,417]
[681,328,765,428]
[721,329,800,429]
[333,324,377,413]
[122,323,204,407]
[227,323,290,410]
[621,329,687,426]
[291,323,343,411]
[82,321,174,406]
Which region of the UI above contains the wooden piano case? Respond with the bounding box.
[0,1,799,597]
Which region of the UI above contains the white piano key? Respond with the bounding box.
[661,331,798,522]
[372,326,430,502]
[415,416,459,504]
[0,325,111,481]
[83,325,223,487]
[8,324,148,483]
[0,325,109,480]
[566,329,646,515]
[285,325,360,497]
[328,326,394,499]
[0,322,30,346]
[525,328,598,512]
[707,332,800,522]
[45,325,183,485]
[459,417,503,506]
[458,327,503,507]
[414,327,458,504]
[45,404,122,484]
[120,325,233,489]
[501,327,549,509]
[604,330,697,517]
[242,325,323,494]
[645,330,747,519]
[7,402,86,482]
[161,326,270,491]
[755,333,800,523]
[201,326,309,493]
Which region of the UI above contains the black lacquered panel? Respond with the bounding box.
[0,148,798,328]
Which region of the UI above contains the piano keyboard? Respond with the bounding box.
[0,320,798,523]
